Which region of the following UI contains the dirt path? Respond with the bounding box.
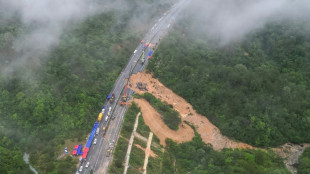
[134,144,158,158]
[130,72,253,150]
[123,112,141,174]
[134,98,195,146]
[143,132,154,174]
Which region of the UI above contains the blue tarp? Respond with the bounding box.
[86,123,99,148]
[76,144,83,155]
[148,51,153,56]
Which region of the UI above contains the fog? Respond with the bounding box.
[0,0,105,75]
[185,0,310,45]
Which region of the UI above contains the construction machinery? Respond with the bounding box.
[141,50,145,64]
[120,83,128,106]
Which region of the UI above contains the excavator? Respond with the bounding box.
[120,83,128,106]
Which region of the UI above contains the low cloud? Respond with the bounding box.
[0,0,101,75]
[186,0,310,45]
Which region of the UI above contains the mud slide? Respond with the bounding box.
[134,98,195,146]
[130,72,253,150]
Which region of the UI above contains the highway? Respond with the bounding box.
[78,0,189,173]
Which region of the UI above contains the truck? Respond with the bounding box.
[120,84,128,106]
[107,107,112,116]
[101,106,106,114]
[110,93,115,103]
[106,148,111,157]
[97,113,103,122]
[96,128,99,135]
[148,50,153,59]
[106,94,115,103]
[141,50,145,64]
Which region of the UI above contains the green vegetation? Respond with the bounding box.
[0,0,173,171]
[148,144,163,174]
[136,93,181,130]
[0,137,32,174]
[134,137,147,148]
[109,138,128,174]
[109,102,140,174]
[120,102,141,139]
[297,147,310,174]
[147,154,163,174]
[159,136,290,174]
[147,16,310,146]
[137,113,151,138]
[128,146,145,174]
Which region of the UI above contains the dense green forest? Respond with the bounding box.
[0,0,173,173]
[297,147,310,174]
[0,137,32,174]
[135,93,181,130]
[159,135,290,174]
[147,14,310,147]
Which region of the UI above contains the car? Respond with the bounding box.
[85,162,90,168]
[96,128,99,135]
[93,138,97,145]
[79,166,83,172]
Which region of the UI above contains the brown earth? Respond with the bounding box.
[134,98,195,146]
[130,72,253,150]
[134,144,158,158]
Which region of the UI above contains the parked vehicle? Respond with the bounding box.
[85,162,90,168]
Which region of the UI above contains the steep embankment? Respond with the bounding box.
[130,72,253,150]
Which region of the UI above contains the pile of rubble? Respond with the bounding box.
[136,82,148,91]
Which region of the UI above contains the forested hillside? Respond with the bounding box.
[147,15,310,147]
[160,135,289,174]
[0,0,173,173]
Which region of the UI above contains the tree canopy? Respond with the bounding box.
[147,16,310,147]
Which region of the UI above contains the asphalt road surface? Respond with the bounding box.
[78,0,189,173]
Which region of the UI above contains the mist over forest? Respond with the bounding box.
[1,0,310,173]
